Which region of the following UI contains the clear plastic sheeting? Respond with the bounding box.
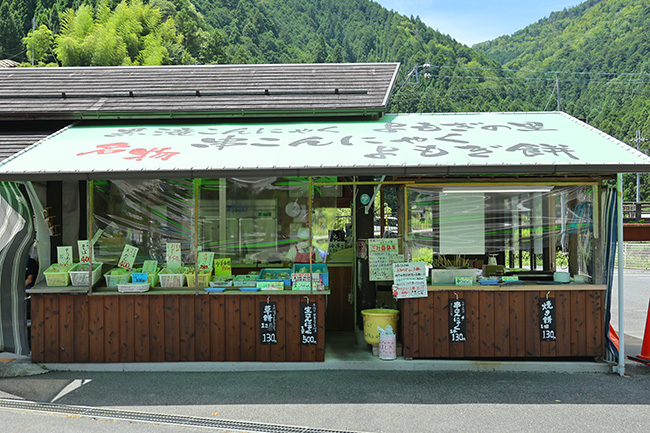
[90,178,602,281]
[92,179,195,265]
[91,177,343,268]
[407,185,598,279]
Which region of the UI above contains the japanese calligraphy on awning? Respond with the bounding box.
[1,112,649,180]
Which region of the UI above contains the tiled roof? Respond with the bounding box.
[0,59,19,68]
[0,132,50,161]
[0,63,400,120]
[0,121,70,161]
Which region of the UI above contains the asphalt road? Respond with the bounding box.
[1,368,650,433]
[611,269,650,339]
[610,269,650,359]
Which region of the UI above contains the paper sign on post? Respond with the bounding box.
[392,254,405,265]
[166,243,182,268]
[142,260,158,274]
[392,261,428,299]
[57,246,73,266]
[214,258,232,278]
[197,252,215,272]
[368,238,399,281]
[77,240,92,263]
[118,244,138,270]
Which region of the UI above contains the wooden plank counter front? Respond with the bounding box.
[399,285,606,359]
[30,291,326,363]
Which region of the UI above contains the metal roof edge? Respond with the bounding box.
[2,162,647,183]
[558,111,650,161]
[382,63,401,107]
[0,108,387,122]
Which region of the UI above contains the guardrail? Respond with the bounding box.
[623,202,650,222]
[616,242,650,270]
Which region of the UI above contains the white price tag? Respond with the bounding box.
[57,246,73,266]
[118,244,138,270]
[78,240,92,263]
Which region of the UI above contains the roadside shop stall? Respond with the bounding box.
[1,111,649,366]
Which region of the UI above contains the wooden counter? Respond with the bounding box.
[399,285,606,360]
[30,291,326,363]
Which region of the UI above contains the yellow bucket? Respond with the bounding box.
[361,309,399,345]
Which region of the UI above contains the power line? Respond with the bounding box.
[431,64,650,77]
[0,47,27,61]
[418,74,650,85]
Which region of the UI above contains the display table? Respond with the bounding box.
[30,286,326,363]
[399,284,606,359]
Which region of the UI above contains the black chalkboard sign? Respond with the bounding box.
[260,302,278,345]
[539,298,557,341]
[448,299,467,342]
[300,302,318,345]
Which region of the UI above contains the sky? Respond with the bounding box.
[373,1,582,46]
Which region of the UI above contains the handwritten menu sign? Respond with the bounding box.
[391,261,428,299]
[77,240,92,263]
[57,246,73,266]
[118,244,138,270]
[260,302,278,345]
[142,260,158,274]
[449,299,467,342]
[197,252,215,272]
[166,243,182,268]
[214,258,232,279]
[540,298,557,341]
[300,302,318,345]
[328,241,346,255]
[369,238,399,281]
[291,273,324,291]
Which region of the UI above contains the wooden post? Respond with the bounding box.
[46,181,63,260]
[355,180,376,329]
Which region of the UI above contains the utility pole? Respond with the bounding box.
[556,76,561,111]
[632,130,648,203]
[31,17,35,65]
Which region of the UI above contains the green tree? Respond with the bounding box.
[52,0,189,66]
[0,1,28,59]
[200,28,229,64]
[312,34,327,63]
[22,24,54,64]
[326,43,342,63]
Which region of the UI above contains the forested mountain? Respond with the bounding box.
[474,0,650,200]
[1,0,650,198]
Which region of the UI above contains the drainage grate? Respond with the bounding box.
[0,399,360,433]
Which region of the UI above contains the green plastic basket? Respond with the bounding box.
[104,268,132,288]
[43,263,74,287]
[131,267,161,287]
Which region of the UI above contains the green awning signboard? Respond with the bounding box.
[1,112,649,180]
